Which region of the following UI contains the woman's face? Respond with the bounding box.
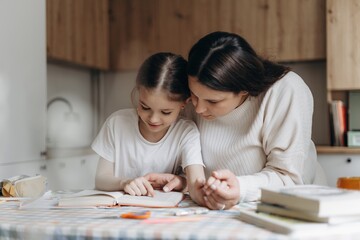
[188,76,248,120]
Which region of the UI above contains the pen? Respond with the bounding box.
[173,207,209,216]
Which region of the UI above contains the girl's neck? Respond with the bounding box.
[138,119,169,143]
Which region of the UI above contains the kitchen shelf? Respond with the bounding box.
[316,145,360,154]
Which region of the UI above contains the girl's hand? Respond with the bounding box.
[144,173,186,192]
[124,177,155,197]
[202,169,240,210]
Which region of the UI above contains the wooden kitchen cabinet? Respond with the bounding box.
[327,0,360,91]
[46,0,109,70]
[110,0,326,71]
[321,0,360,153]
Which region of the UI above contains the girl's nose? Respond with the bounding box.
[149,112,160,122]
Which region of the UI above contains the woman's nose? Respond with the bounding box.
[194,100,206,114]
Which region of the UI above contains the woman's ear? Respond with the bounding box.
[185,97,192,104]
[240,91,249,96]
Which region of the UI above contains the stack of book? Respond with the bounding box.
[239,185,360,236]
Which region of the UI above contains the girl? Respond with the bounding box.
[91,52,205,203]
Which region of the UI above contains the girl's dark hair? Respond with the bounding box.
[187,31,290,96]
[134,52,189,102]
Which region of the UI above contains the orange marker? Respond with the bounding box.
[121,211,151,219]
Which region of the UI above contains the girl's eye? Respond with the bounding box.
[141,105,150,110]
[162,111,172,115]
[207,100,219,104]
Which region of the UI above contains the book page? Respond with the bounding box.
[58,190,124,207]
[279,185,352,198]
[66,190,124,199]
[58,190,184,208]
[118,190,184,208]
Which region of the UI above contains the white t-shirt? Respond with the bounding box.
[91,109,204,179]
[189,71,323,202]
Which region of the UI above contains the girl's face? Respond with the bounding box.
[137,87,184,142]
[188,76,248,120]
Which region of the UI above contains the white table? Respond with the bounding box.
[0,196,358,240]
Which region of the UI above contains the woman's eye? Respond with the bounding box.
[141,105,150,110]
[207,100,219,104]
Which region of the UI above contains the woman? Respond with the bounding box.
[186,31,326,210]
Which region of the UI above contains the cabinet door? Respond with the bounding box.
[110,0,326,70]
[318,154,360,187]
[327,0,360,90]
[46,154,99,191]
[0,161,47,180]
[46,0,109,70]
[0,0,46,165]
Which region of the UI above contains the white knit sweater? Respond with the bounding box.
[190,71,318,202]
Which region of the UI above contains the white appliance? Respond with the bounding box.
[0,0,46,171]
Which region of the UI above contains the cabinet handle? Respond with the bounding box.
[346,158,352,163]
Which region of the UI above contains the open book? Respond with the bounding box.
[58,189,184,208]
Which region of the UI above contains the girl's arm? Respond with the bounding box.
[95,157,155,196]
[185,164,206,206]
[143,165,206,206]
[95,157,129,191]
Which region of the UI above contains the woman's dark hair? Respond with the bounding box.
[187,31,290,96]
[133,52,189,102]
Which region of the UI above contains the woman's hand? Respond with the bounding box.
[124,177,155,196]
[202,169,240,210]
[144,173,186,192]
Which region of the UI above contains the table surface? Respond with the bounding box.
[0,194,359,240]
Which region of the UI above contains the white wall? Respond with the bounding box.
[47,64,94,150]
[46,67,138,152]
[99,71,137,123]
[285,61,329,145]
